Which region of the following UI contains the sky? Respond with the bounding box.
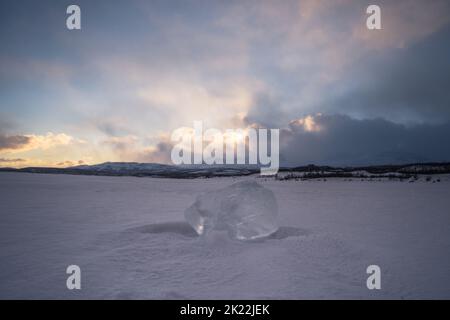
[1,0,450,168]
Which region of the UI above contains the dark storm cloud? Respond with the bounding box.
[0,117,31,153]
[0,135,31,151]
[325,25,450,123]
[144,141,174,164]
[244,21,450,129]
[280,114,450,166]
[244,93,289,129]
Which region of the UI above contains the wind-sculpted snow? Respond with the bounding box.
[185,180,278,240]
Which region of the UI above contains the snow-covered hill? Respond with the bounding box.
[70,162,260,177]
[1,162,449,179]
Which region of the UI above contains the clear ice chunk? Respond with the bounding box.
[184,180,278,240]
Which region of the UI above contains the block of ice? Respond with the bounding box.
[184,180,278,240]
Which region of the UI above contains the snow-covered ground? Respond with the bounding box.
[0,172,449,299]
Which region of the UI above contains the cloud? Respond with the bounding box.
[210,0,450,125]
[289,115,323,132]
[0,158,25,163]
[353,0,450,50]
[0,57,74,85]
[144,140,174,164]
[0,157,27,168]
[136,78,256,129]
[100,133,174,164]
[0,135,31,152]
[0,157,87,169]
[244,93,288,129]
[101,135,154,162]
[56,160,77,167]
[1,1,450,167]
[324,24,450,123]
[101,135,139,153]
[96,113,450,167]
[0,132,83,154]
[0,116,16,132]
[280,114,450,166]
[95,119,134,137]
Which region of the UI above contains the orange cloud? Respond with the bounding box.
[0,132,83,154]
[290,115,323,132]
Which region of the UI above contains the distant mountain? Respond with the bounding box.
[1,161,449,179]
[71,162,176,172]
[0,162,260,178]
